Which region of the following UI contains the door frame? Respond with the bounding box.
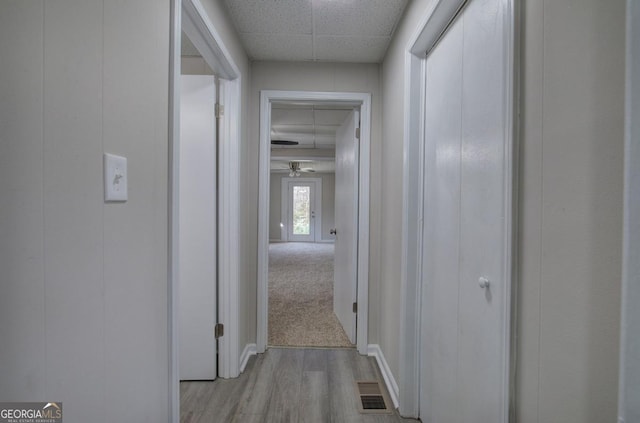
[169,0,242,420]
[257,90,371,355]
[398,0,517,418]
[281,177,322,242]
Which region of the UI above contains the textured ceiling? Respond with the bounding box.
[271,104,352,149]
[223,0,409,63]
[270,103,355,173]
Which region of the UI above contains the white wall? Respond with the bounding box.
[0,1,169,421]
[382,0,625,421]
[516,1,624,421]
[249,61,383,343]
[269,172,336,241]
[182,56,214,75]
[620,0,640,420]
[199,0,252,351]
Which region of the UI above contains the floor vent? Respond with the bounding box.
[355,381,392,414]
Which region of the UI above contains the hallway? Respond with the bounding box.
[0,0,632,421]
[180,348,416,423]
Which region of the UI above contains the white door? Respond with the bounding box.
[287,181,316,242]
[179,75,217,380]
[334,110,359,343]
[420,0,512,421]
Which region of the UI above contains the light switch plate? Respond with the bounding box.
[104,153,128,202]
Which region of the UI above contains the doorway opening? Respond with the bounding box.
[169,0,242,420]
[258,91,372,355]
[267,103,359,348]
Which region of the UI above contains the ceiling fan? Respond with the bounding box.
[288,161,315,177]
[271,140,299,146]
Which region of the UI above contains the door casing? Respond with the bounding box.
[169,0,243,420]
[257,90,371,355]
[398,0,518,418]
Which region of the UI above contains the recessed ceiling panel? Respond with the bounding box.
[224,0,312,34]
[314,0,408,37]
[315,36,390,63]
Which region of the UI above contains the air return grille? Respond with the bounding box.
[355,381,392,414]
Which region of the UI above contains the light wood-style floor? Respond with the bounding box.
[180,348,420,423]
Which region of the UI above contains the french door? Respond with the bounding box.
[286,180,318,242]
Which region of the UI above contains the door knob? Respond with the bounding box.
[330,228,337,235]
[478,277,490,289]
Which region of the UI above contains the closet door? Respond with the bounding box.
[457,0,511,420]
[419,0,512,421]
[419,12,464,423]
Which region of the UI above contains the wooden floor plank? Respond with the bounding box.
[265,348,305,422]
[299,370,330,423]
[180,348,419,423]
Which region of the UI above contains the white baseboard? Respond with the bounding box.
[239,343,257,373]
[367,344,400,409]
[318,239,335,243]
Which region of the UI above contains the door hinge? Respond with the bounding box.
[215,103,224,118]
[355,127,360,140]
[214,323,224,339]
[353,302,358,313]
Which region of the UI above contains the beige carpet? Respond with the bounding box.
[268,242,353,348]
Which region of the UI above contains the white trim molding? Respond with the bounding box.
[168,3,181,421]
[399,0,517,419]
[257,90,371,355]
[169,0,243,419]
[239,343,258,373]
[181,0,236,79]
[367,344,400,409]
[217,75,242,379]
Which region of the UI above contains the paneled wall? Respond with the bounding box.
[619,0,640,421]
[516,1,624,421]
[0,1,170,421]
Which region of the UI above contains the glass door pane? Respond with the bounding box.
[292,186,311,235]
